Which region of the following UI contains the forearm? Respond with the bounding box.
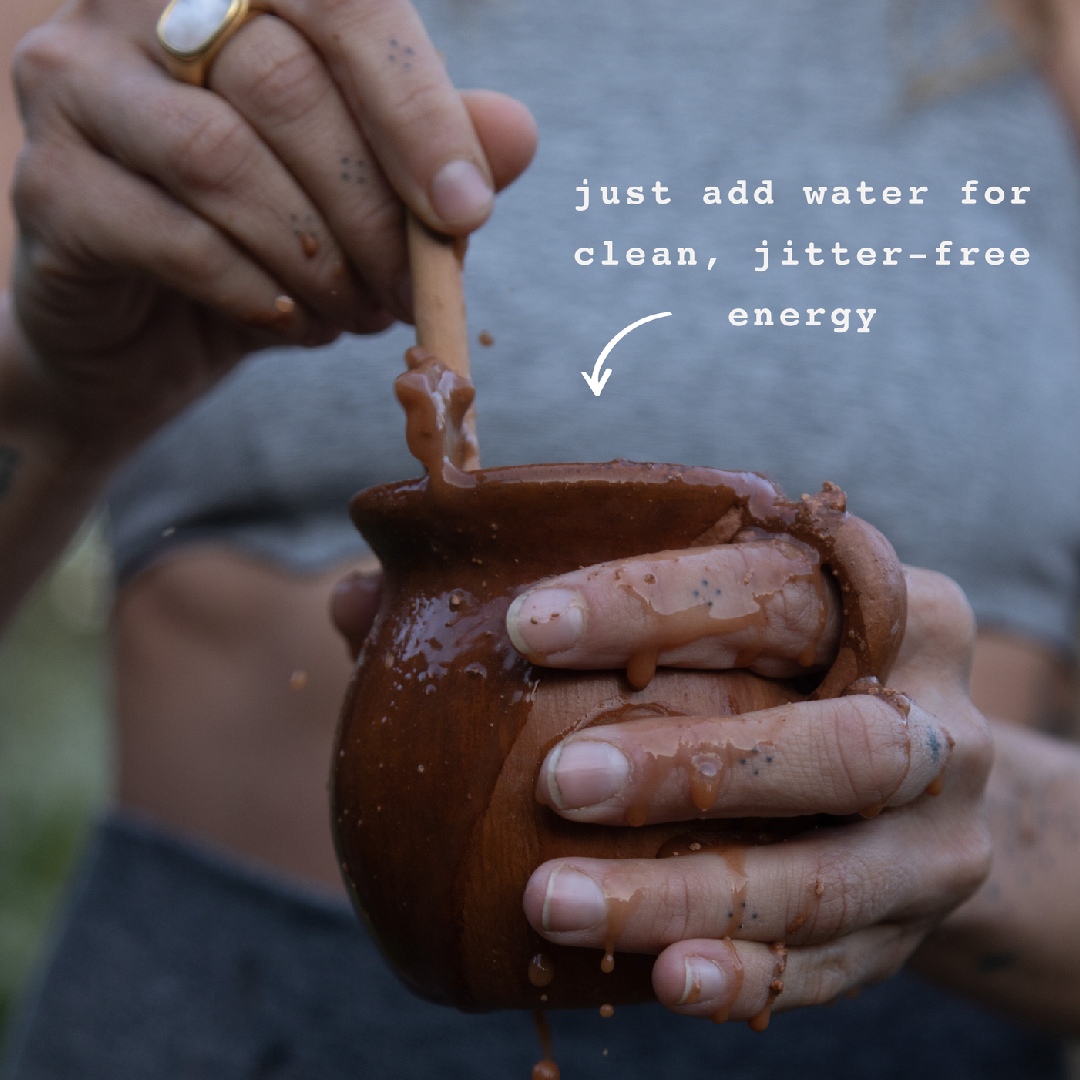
[911,719,1080,1034]
[0,294,115,632]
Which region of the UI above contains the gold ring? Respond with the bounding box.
[157,0,263,86]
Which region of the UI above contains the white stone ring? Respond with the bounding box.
[157,0,267,86]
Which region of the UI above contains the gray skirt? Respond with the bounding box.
[1,814,1065,1080]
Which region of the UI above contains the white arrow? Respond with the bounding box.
[581,312,672,396]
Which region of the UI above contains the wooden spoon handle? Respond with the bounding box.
[406,211,478,467]
[407,211,470,374]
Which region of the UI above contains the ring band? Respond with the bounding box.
[157,0,263,86]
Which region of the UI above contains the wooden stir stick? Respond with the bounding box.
[406,211,480,470]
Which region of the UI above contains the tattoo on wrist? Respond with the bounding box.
[0,445,19,497]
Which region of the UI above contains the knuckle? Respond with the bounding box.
[162,103,256,195]
[339,187,402,255]
[153,215,236,290]
[307,0,370,20]
[904,567,977,657]
[12,25,74,103]
[11,142,59,224]
[811,945,863,1003]
[14,231,68,294]
[808,847,899,939]
[223,21,330,125]
[314,0,404,31]
[905,822,992,919]
[655,873,694,943]
[945,823,994,901]
[961,720,995,784]
[789,580,821,634]
[831,698,909,805]
[806,852,855,938]
[801,930,912,1007]
[771,585,818,647]
[388,76,457,138]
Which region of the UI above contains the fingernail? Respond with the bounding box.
[545,740,630,810]
[679,957,726,1005]
[542,867,606,932]
[506,588,587,656]
[431,160,493,225]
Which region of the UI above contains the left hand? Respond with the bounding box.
[508,543,993,1024]
[330,563,383,659]
[994,0,1080,133]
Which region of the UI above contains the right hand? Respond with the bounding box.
[7,0,536,461]
[511,553,992,1023]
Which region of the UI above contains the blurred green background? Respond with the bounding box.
[0,523,112,1051]
[0,0,92,1048]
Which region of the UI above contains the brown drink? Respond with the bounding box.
[331,352,905,1011]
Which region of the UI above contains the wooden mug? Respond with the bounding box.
[332,461,906,1012]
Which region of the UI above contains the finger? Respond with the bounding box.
[460,89,538,192]
[269,0,497,232]
[535,696,951,824]
[13,128,323,348]
[59,41,388,332]
[890,567,977,698]
[212,33,536,321]
[330,564,383,660]
[209,15,410,319]
[522,814,990,951]
[651,925,918,1026]
[506,539,841,681]
[14,24,312,342]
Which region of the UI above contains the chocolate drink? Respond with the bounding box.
[331,349,906,1012]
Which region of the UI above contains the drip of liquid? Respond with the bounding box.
[528,953,555,987]
[711,938,745,1024]
[925,770,946,797]
[615,538,831,692]
[626,649,658,690]
[732,645,764,669]
[531,1010,559,1080]
[601,887,645,973]
[841,676,911,718]
[688,754,724,812]
[747,941,789,1032]
[394,346,479,477]
[616,709,782,829]
[786,912,807,936]
[599,1004,614,1018]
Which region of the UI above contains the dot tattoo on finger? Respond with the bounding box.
[387,39,415,69]
[339,156,368,186]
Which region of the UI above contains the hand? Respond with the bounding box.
[510,542,993,1025]
[330,562,383,659]
[993,0,1080,133]
[6,0,536,460]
